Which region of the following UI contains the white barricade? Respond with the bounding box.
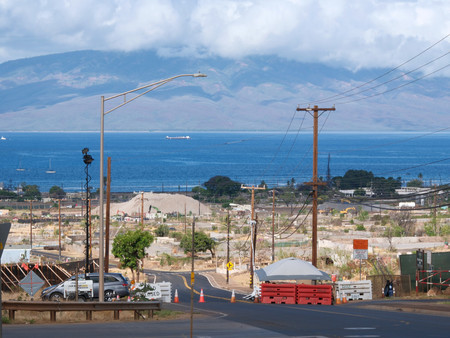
[335,280,372,301]
[155,282,172,303]
[63,280,94,299]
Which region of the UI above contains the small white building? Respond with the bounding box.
[1,245,31,264]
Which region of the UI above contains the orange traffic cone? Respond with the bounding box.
[342,295,348,304]
[199,289,205,303]
[335,293,341,305]
[230,290,236,303]
[174,289,179,303]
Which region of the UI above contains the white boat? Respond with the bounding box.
[165,136,190,140]
[16,160,25,172]
[1,136,6,140]
[46,159,56,174]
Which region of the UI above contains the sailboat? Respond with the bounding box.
[46,159,56,174]
[16,160,25,172]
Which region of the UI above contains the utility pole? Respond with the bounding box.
[190,216,195,338]
[296,105,335,267]
[58,199,61,261]
[141,192,144,226]
[226,209,230,284]
[89,199,92,259]
[272,189,275,262]
[29,200,33,249]
[184,203,187,234]
[241,184,266,288]
[105,157,111,273]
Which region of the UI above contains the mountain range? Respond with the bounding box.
[0,50,448,131]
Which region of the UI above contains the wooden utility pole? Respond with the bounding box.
[296,105,335,267]
[272,189,275,262]
[241,184,266,288]
[226,210,230,284]
[58,199,61,261]
[105,157,111,273]
[141,191,144,226]
[29,200,33,249]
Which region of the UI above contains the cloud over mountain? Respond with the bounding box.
[0,50,448,132]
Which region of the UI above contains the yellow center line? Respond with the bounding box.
[177,274,252,303]
[175,274,409,325]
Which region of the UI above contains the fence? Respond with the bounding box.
[415,270,450,294]
[367,275,411,298]
[1,260,99,292]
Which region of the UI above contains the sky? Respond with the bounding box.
[1,0,449,76]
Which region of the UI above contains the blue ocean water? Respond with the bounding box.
[0,132,448,193]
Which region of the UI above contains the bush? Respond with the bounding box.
[155,224,169,237]
[355,224,366,231]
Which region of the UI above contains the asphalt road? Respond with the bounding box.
[4,270,450,337]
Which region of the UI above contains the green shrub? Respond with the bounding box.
[355,224,365,231]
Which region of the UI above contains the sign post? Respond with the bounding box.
[0,223,12,337]
[353,239,368,281]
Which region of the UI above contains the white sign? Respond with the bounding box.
[63,280,94,298]
[353,249,368,260]
[426,250,432,265]
[131,282,162,300]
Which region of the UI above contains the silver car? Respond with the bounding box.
[41,272,130,301]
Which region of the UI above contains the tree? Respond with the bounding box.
[180,231,216,257]
[155,224,169,237]
[280,189,297,215]
[333,170,374,190]
[0,190,17,200]
[407,179,424,188]
[354,188,366,196]
[372,176,401,197]
[203,176,241,197]
[49,185,66,199]
[112,229,154,281]
[390,210,416,236]
[22,184,41,200]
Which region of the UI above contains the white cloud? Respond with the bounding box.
[0,0,449,75]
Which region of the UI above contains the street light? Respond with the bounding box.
[82,148,94,276]
[98,73,207,301]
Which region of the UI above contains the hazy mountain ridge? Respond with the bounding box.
[0,50,448,131]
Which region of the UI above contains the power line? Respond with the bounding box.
[339,63,450,104]
[332,51,450,104]
[300,33,450,106]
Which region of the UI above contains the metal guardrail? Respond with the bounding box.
[2,300,162,321]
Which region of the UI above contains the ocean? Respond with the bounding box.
[0,131,449,193]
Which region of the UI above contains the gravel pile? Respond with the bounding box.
[107,192,210,216]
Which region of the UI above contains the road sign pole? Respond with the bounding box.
[0,223,11,338]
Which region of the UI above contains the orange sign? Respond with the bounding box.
[353,239,368,250]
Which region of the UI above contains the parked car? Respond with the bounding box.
[41,272,130,301]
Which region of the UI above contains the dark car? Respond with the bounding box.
[41,272,130,301]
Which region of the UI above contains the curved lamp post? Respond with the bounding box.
[99,73,207,301]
